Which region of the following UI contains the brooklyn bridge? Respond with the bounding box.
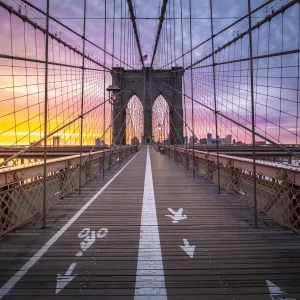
[1,0,300,299]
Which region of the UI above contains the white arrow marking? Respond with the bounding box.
[166,208,187,223]
[266,280,296,300]
[56,263,77,295]
[180,239,195,258]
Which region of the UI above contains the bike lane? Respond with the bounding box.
[0,147,147,299]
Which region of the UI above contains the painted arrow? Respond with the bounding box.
[266,280,296,300]
[56,262,77,295]
[166,208,187,223]
[180,238,195,258]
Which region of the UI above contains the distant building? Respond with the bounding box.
[95,138,104,146]
[189,136,197,145]
[30,140,42,146]
[131,136,139,145]
[163,135,171,145]
[200,138,207,144]
[207,133,212,144]
[255,140,266,145]
[183,136,188,145]
[220,135,232,145]
[53,136,60,147]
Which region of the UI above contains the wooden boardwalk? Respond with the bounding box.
[1,145,300,299]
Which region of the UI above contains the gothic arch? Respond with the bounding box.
[126,95,144,145]
[111,67,184,144]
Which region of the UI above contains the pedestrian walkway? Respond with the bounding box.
[0,145,300,299]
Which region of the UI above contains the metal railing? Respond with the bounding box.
[165,146,300,234]
[0,145,138,236]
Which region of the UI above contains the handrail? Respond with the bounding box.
[0,146,137,187]
[165,146,300,185]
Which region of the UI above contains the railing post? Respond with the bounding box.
[102,150,105,180]
[186,150,189,171]
[42,0,50,229]
[209,0,221,194]
[78,0,87,195]
[174,145,176,163]
[189,0,195,179]
[103,0,107,179]
[248,0,258,228]
[109,150,112,170]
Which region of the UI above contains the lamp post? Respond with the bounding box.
[158,122,162,145]
[106,84,120,170]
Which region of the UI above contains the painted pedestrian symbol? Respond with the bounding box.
[166,208,187,223]
[76,227,108,257]
[180,238,196,258]
[266,280,296,300]
[56,262,77,295]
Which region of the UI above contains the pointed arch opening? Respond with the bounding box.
[126,95,144,145]
[152,95,170,144]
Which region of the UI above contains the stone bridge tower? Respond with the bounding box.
[111,66,184,144]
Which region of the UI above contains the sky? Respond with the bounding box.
[0,0,299,146]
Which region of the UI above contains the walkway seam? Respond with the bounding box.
[0,150,140,299]
[134,145,167,299]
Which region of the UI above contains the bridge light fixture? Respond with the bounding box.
[106,84,120,104]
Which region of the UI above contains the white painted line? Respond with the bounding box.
[0,150,140,299]
[134,146,167,299]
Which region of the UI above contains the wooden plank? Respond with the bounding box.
[1,145,300,299]
[0,149,146,299]
[150,146,300,300]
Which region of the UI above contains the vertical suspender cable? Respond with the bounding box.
[79,0,87,194]
[248,0,258,227]
[103,0,107,178]
[209,0,221,194]
[112,0,116,67]
[120,0,123,66]
[173,0,176,65]
[180,0,188,170]
[43,0,50,228]
[189,0,195,179]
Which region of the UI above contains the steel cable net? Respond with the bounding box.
[0,0,140,235]
[151,0,300,234]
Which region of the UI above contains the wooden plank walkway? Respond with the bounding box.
[0,145,300,299]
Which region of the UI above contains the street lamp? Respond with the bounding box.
[106,84,120,146]
[158,122,162,144]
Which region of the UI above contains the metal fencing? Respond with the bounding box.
[166,146,300,234]
[0,145,138,236]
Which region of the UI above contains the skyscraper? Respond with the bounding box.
[207,133,212,144]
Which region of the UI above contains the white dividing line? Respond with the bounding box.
[0,150,140,299]
[134,146,167,299]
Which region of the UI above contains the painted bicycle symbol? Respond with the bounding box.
[76,227,108,257]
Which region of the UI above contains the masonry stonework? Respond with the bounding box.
[111,66,184,144]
